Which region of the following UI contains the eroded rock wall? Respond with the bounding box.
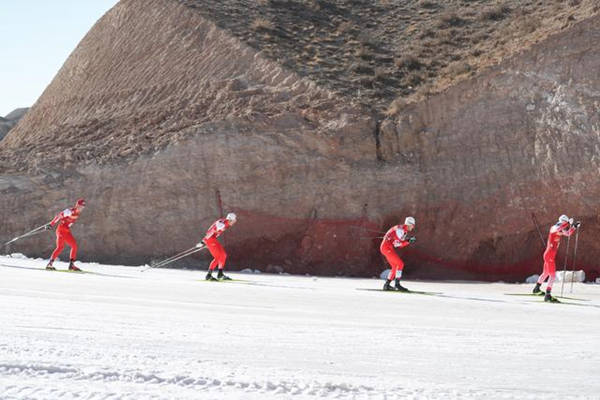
[1,0,599,280]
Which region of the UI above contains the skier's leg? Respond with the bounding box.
[63,231,78,261]
[211,241,226,270]
[205,239,222,271]
[50,233,65,261]
[535,262,549,294]
[214,244,231,280]
[204,238,220,280]
[384,250,403,280]
[393,260,408,291]
[62,232,81,271]
[536,250,553,291]
[544,258,557,301]
[546,259,556,291]
[381,244,401,290]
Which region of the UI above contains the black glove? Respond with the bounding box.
[409,236,416,244]
[573,221,581,229]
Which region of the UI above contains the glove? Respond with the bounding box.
[409,237,416,244]
[44,223,53,231]
[569,218,574,225]
[195,242,204,248]
[573,221,581,229]
[392,240,401,248]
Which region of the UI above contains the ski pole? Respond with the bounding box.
[153,246,198,265]
[142,245,206,271]
[531,212,545,248]
[3,223,50,246]
[570,228,580,293]
[146,248,201,270]
[560,234,571,297]
[149,247,204,270]
[154,245,205,267]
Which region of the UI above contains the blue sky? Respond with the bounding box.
[0,1,120,116]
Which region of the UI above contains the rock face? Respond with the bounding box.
[1,0,599,281]
[0,108,28,141]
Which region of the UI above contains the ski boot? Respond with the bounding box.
[217,269,232,280]
[205,271,217,281]
[395,279,409,292]
[45,260,56,271]
[383,279,393,291]
[68,260,82,272]
[544,290,559,303]
[532,282,544,295]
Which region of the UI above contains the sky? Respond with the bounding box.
[0,1,120,117]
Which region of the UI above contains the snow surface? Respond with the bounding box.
[1,255,599,400]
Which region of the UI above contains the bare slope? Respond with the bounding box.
[180,0,599,111]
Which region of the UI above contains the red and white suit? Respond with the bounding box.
[202,218,233,271]
[49,207,82,261]
[381,224,411,280]
[537,221,575,290]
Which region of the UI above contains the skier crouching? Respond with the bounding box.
[381,216,416,291]
[199,213,237,281]
[533,214,580,302]
[45,198,86,271]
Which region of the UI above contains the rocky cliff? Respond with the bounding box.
[0,108,28,141]
[1,0,599,280]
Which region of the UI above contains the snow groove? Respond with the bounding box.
[0,362,379,399]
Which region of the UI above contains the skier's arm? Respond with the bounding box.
[214,220,227,234]
[393,227,411,248]
[49,209,72,227]
[49,213,62,227]
[203,220,228,241]
[557,221,575,237]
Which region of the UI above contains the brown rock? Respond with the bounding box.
[0,1,599,282]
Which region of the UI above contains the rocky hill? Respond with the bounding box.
[1,0,599,280]
[0,108,28,141]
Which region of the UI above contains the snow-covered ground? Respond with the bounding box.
[1,255,599,400]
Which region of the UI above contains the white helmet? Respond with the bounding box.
[405,216,416,226]
[226,212,237,222]
[558,214,569,224]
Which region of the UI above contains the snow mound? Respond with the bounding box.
[556,270,586,283]
[525,274,540,283]
[380,269,390,279]
[9,253,27,259]
[239,268,262,274]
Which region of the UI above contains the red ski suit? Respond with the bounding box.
[381,224,411,280]
[537,221,575,289]
[49,207,82,261]
[202,218,232,271]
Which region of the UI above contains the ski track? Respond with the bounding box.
[1,255,599,400]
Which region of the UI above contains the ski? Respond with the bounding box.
[48,269,89,274]
[505,293,590,302]
[198,278,251,284]
[357,288,442,296]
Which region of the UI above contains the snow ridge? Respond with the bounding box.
[1,362,380,399]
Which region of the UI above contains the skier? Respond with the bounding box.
[45,198,86,271]
[533,214,580,302]
[381,216,416,291]
[199,213,237,281]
